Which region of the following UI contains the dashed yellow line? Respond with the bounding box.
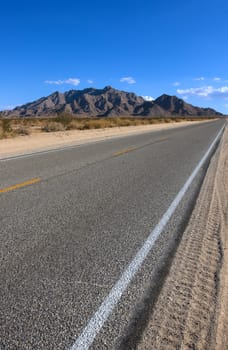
[0,177,41,193]
[112,137,169,157]
[112,147,136,157]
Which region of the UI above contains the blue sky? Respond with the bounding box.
[1,0,228,113]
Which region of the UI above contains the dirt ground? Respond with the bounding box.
[136,126,228,349]
[0,120,209,159]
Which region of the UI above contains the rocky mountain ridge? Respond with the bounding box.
[1,86,222,117]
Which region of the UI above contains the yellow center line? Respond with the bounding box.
[112,147,136,157]
[112,137,170,157]
[0,177,41,194]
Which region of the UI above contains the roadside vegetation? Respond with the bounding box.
[0,114,218,139]
[0,119,31,139]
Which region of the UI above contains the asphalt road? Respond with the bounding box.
[0,119,225,350]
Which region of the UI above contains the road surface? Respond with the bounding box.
[0,119,225,349]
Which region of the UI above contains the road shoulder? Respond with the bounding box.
[133,126,228,349]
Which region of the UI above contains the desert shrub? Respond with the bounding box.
[81,121,100,129]
[106,119,119,127]
[2,119,12,133]
[42,122,66,132]
[164,118,173,123]
[14,126,30,136]
[116,118,132,127]
[78,119,112,130]
[149,118,162,124]
[66,119,84,130]
[54,113,73,127]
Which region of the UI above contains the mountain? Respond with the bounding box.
[1,86,222,117]
[154,94,221,116]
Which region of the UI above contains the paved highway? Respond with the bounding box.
[0,120,225,349]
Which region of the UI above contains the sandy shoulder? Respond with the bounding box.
[134,125,228,350]
[213,127,228,350]
[0,121,208,159]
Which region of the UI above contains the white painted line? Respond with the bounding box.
[0,139,104,161]
[70,124,225,350]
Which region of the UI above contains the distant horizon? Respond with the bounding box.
[1,1,228,114]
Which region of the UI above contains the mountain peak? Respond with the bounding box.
[155,94,179,102]
[103,85,114,91]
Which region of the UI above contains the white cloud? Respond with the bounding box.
[65,78,80,86]
[213,77,221,81]
[173,81,180,86]
[0,105,15,110]
[224,104,228,108]
[45,80,62,85]
[87,79,93,84]
[120,76,136,84]
[177,85,228,98]
[194,77,205,81]
[44,78,80,86]
[142,96,154,101]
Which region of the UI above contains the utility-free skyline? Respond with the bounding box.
[1,0,228,113]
